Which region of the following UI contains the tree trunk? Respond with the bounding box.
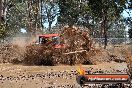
[104,18,107,49]
[40,0,43,29]
[103,9,108,49]
[68,24,73,28]
[68,19,74,28]
[0,0,2,24]
[49,22,52,32]
[101,6,108,49]
[35,0,40,35]
[27,0,32,36]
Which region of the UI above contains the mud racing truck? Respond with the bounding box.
[76,67,131,87]
[36,34,87,53]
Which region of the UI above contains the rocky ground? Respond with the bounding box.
[0,62,129,88]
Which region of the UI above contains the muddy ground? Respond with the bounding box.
[0,62,129,88]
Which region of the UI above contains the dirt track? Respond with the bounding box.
[0,62,128,88]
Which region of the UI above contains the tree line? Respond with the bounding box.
[0,0,132,48]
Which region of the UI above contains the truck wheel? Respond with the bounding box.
[76,75,87,87]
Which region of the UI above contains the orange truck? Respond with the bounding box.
[36,34,86,54]
[76,67,131,87]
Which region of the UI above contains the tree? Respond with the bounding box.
[87,0,126,48]
[58,0,81,27]
[27,0,42,36]
[6,1,27,36]
[0,0,14,40]
[58,0,127,48]
[124,1,132,38]
[0,0,48,40]
[43,1,59,32]
[128,28,132,38]
[127,17,132,38]
[0,24,7,41]
[4,0,43,36]
[0,0,2,24]
[0,0,6,24]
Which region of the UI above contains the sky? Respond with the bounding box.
[122,9,132,18]
[43,15,58,29]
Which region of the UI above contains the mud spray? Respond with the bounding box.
[0,27,131,66]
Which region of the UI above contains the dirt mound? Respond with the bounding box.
[59,27,116,65]
[23,44,56,65]
[0,44,24,63]
[59,27,93,65]
[60,27,93,51]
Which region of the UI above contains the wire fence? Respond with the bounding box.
[93,38,132,45]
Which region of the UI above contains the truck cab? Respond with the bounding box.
[38,34,64,48]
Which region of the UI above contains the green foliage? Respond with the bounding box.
[6,1,28,36]
[0,24,7,38]
[58,0,81,26]
[0,0,128,40]
[88,0,126,21]
[58,0,126,30]
[108,17,126,38]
